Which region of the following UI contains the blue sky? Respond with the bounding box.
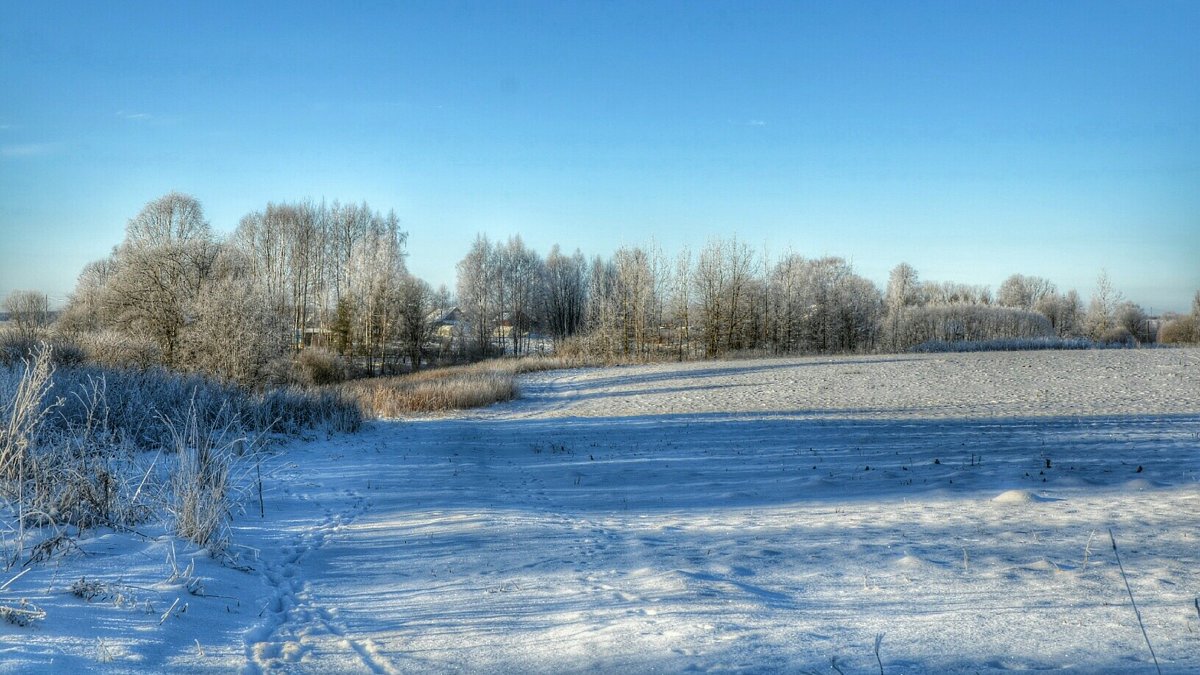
[2,1,1197,312]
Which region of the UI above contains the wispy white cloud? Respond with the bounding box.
[0,142,63,158]
[747,119,767,127]
[116,110,153,121]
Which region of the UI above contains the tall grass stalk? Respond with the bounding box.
[167,400,243,553]
[1110,528,1161,675]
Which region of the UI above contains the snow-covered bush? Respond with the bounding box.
[73,329,162,370]
[0,330,87,368]
[1097,327,1136,347]
[1158,315,1199,344]
[893,305,1054,351]
[911,337,1095,353]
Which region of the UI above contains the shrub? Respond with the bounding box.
[0,331,86,368]
[1098,327,1136,347]
[1158,316,1199,345]
[296,348,348,386]
[75,330,162,370]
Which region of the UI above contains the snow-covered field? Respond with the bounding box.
[2,349,1199,673]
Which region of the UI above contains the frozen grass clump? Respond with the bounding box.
[0,344,363,567]
[2,362,362,451]
[341,355,585,417]
[165,400,237,553]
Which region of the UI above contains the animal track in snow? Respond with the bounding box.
[241,490,395,674]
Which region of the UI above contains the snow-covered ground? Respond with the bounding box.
[2,349,1199,673]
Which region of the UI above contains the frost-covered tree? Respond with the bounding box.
[497,236,543,356]
[997,274,1056,311]
[124,191,211,247]
[1115,301,1150,344]
[767,255,880,354]
[59,253,120,336]
[1158,291,1200,344]
[3,290,51,341]
[456,235,499,357]
[920,281,991,307]
[99,193,220,366]
[894,305,1054,349]
[1034,290,1083,338]
[694,237,756,357]
[666,247,693,360]
[1083,270,1124,341]
[179,268,280,385]
[612,245,658,358]
[884,263,920,351]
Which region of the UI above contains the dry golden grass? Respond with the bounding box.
[341,355,591,418]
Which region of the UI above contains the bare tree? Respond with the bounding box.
[997,274,1056,311]
[3,290,51,341]
[496,236,542,356]
[542,245,588,344]
[1116,301,1150,344]
[693,237,756,357]
[348,210,407,374]
[456,235,499,357]
[885,263,920,351]
[921,280,991,307]
[59,253,120,335]
[124,191,211,247]
[179,269,280,385]
[99,193,219,366]
[667,247,693,360]
[586,254,621,358]
[1084,270,1124,341]
[612,246,658,358]
[395,274,434,371]
[1035,289,1083,338]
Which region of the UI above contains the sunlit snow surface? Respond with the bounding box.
[3,350,1199,673]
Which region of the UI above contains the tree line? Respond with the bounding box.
[3,192,1199,386]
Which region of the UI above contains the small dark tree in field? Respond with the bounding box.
[542,245,588,344]
[396,274,435,371]
[1115,301,1151,344]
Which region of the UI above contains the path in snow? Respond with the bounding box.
[239,349,1200,673]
